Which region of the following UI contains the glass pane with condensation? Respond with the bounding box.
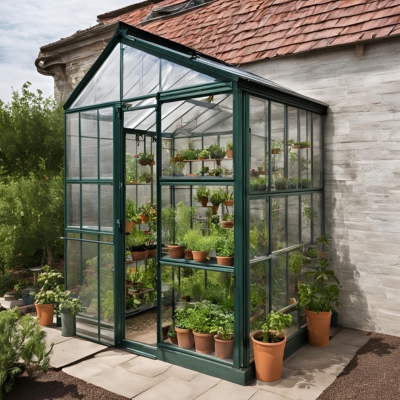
[161,59,215,91]
[71,45,120,108]
[67,184,80,228]
[99,139,113,179]
[81,138,98,179]
[81,110,97,137]
[99,108,113,139]
[82,184,98,230]
[100,185,113,231]
[123,46,160,99]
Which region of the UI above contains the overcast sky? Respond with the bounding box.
[0,0,142,103]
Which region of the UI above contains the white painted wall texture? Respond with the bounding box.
[245,37,400,336]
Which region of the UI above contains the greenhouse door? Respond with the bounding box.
[118,109,158,356]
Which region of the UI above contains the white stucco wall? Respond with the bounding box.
[244,37,400,336]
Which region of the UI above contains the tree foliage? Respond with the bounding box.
[0,83,64,269]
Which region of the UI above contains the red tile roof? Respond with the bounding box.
[98,0,400,65]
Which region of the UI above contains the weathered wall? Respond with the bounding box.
[244,37,400,336]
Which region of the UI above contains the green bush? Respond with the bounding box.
[0,274,16,297]
[0,308,53,398]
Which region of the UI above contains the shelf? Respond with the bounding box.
[160,256,234,272]
[126,183,152,185]
[125,304,156,317]
[126,288,154,296]
[182,158,232,163]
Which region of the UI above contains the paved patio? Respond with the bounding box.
[43,326,370,400]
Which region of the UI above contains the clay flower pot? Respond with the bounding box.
[223,200,234,207]
[149,160,156,166]
[252,333,286,382]
[125,221,135,233]
[192,251,208,263]
[168,335,178,345]
[271,148,280,154]
[141,215,149,223]
[139,160,149,165]
[220,221,234,229]
[130,250,149,261]
[193,331,215,354]
[35,303,55,326]
[199,197,208,207]
[226,149,233,158]
[211,205,219,215]
[216,256,234,266]
[167,245,184,259]
[175,327,194,349]
[305,309,332,347]
[214,335,234,359]
[184,250,193,260]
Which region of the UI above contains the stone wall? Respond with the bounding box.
[244,37,400,336]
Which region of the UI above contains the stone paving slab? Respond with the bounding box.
[120,356,171,378]
[329,328,370,348]
[42,326,72,346]
[195,379,258,400]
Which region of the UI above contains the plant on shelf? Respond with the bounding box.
[211,308,234,359]
[179,149,197,160]
[289,251,306,275]
[301,140,310,148]
[194,185,209,207]
[250,176,266,191]
[275,177,288,190]
[208,144,226,160]
[126,267,144,291]
[209,166,223,177]
[226,140,233,158]
[252,310,292,382]
[187,230,214,262]
[298,235,340,347]
[164,161,185,176]
[14,280,33,305]
[126,155,138,183]
[210,187,228,210]
[271,139,284,154]
[126,200,140,225]
[135,152,154,165]
[198,149,210,160]
[138,170,152,184]
[56,290,86,337]
[174,305,195,349]
[292,141,302,149]
[138,201,157,223]
[220,212,234,229]
[299,178,311,188]
[288,177,298,189]
[216,229,234,266]
[127,229,149,261]
[306,247,319,258]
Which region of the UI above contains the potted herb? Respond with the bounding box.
[216,229,234,266]
[198,149,210,160]
[194,185,209,207]
[226,140,233,158]
[210,187,228,214]
[138,170,152,184]
[271,139,284,154]
[57,290,86,337]
[292,141,302,149]
[208,144,226,163]
[252,310,292,382]
[223,191,234,207]
[126,200,139,232]
[189,231,214,263]
[138,201,157,223]
[127,230,149,261]
[212,310,234,359]
[167,326,178,344]
[176,202,197,259]
[174,306,195,349]
[220,212,234,229]
[301,140,310,149]
[298,244,340,347]
[182,227,202,260]
[275,177,288,190]
[164,161,185,176]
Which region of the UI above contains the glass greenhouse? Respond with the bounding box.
[64,22,327,384]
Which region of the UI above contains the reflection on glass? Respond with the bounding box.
[271,253,287,311]
[82,184,98,229]
[100,185,113,231]
[271,102,285,190]
[272,197,286,251]
[301,194,311,244]
[250,199,269,258]
[313,114,322,188]
[67,184,80,228]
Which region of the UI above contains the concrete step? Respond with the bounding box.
[0,297,24,308]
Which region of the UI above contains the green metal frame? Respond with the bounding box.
[63,22,327,385]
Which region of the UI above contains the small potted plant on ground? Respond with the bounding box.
[252,310,292,382]
[174,306,195,349]
[220,212,234,229]
[226,140,233,158]
[198,149,210,160]
[298,238,340,348]
[194,185,209,207]
[14,280,34,305]
[216,229,234,266]
[210,187,228,214]
[212,309,234,359]
[57,291,86,337]
[167,326,178,344]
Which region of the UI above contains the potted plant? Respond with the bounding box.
[306,246,319,258]
[138,201,157,223]
[179,149,197,161]
[127,229,149,261]
[292,141,302,149]
[210,187,228,214]
[220,212,234,229]
[126,200,139,232]
[190,232,214,263]
[198,149,210,160]
[212,309,234,359]
[301,140,310,149]
[164,161,185,176]
[126,154,138,183]
[197,166,209,176]
[208,144,226,163]
[223,191,234,207]
[194,185,209,207]
[252,310,292,382]
[275,177,288,190]
[216,229,234,266]
[138,170,152,183]
[299,178,311,188]
[57,290,86,337]
[167,326,178,344]
[271,139,284,154]
[174,306,195,349]
[298,244,340,347]
[175,202,197,259]
[14,280,34,306]
[31,266,64,326]
[136,152,154,165]
[225,140,233,158]
[126,267,144,293]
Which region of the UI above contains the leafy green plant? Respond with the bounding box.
[57,291,86,316]
[127,229,149,251]
[250,176,266,191]
[136,152,154,162]
[13,281,30,300]
[167,326,177,338]
[126,200,139,222]
[210,309,234,339]
[187,300,220,333]
[222,213,234,222]
[164,161,185,176]
[179,149,197,160]
[306,247,319,258]
[126,155,137,182]
[194,185,209,201]
[250,283,266,311]
[0,274,17,297]
[138,170,152,183]
[138,201,157,220]
[225,141,233,150]
[260,310,292,343]
[299,178,311,188]
[275,177,288,190]
[208,144,226,159]
[174,305,194,329]
[216,229,234,257]
[198,150,210,159]
[36,265,64,292]
[209,166,223,177]
[301,140,310,147]
[289,251,305,275]
[210,187,228,205]
[271,139,284,151]
[0,308,54,397]
[182,228,201,251]
[176,202,197,244]
[191,233,214,254]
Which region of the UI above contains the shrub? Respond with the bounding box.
[0,274,16,297]
[0,308,53,397]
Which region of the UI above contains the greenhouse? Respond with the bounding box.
[64,22,327,384]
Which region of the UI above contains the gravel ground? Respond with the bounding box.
[318,332,400,400]
[3,369,128,400]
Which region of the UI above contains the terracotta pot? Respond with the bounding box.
[149,160,156,166]
[216,256,234,266]
[171,157,178,162]
[192,251,208,263]
[292,145,301,149]
[226,149,233,158]
[175,327,194,349]
[148,248,156,258]
[139,160,149,165]
[220,220,234,229]
[271,148,280,154]
[35,303,55,326]
[252,333,286,382]
[130,250,149,261]
[145,177,152,183]
[211,205,219,215]
[214,335,234,359]
[305,309,331,347]
[168,336,178,345]
[198,156,208,160]
[301,145,310,149]
[125,221,135,233]
[141,215,149,223]
[162,325,169,341]
[167,245,184,259]
[129,180,139,184]
[184,250,193,260]
[199,197,208,207]
[193,331,215,354]
[223,200,234,207]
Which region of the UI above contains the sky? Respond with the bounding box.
[0,0,142,103]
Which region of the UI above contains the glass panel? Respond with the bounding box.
[313,114,322,188]
[287,107,298,187]
[271,102,285,190]
[300,111,312,189]
[66,237,80,291]
[71,45,120,108]
[288,196,300,247]
[81,138,98,179]
[67,184,80,228]
[161,59,215,91]
[124,108,156,132]
[271,253,288,311]
[250,97,268,192]
[249,199,269,258]
[99,139,113,179]
[301,194,311,244]
[66,113,80,179]
[99,244,114,344]
[313,193,322,243]
[289,248,305,299]
[100,185,113,231]
[82,184,98,229]
[81,110,97,137]
[272,197,286,251]
[99,108,113,139]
